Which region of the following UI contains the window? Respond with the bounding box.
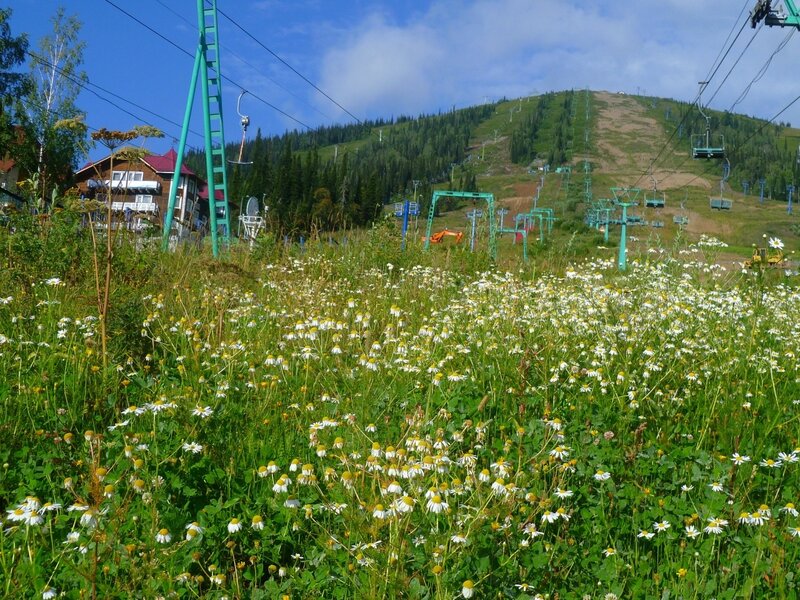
[135,194,153,203]
[112,170,144,182]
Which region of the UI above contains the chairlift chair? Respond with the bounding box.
[229,90,254,166]
[709,158,733,210]
[692,84,726,160]
[692,117,726,159]
[644,174,666,208]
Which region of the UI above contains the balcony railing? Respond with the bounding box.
[111,201,159,213]
[102,179,161,194]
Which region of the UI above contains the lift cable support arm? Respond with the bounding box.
[751,0,800,29]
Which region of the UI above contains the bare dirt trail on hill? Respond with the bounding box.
[495,92,721,237]
[593,92,710,190]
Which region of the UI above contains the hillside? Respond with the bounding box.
[589,93,799,247]
[209,89,800,261]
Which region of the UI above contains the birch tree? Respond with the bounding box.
[21,7,86,208]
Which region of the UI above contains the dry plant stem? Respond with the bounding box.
[100,155,115,372]
[85,212,103,334]
[89,127,151,372]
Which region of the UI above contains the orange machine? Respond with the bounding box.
[428,229,464,244]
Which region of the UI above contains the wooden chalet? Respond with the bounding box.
[73,148,218,231]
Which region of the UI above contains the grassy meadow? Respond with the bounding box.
[1,212,800,599]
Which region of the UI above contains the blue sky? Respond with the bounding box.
[8,0,800,161]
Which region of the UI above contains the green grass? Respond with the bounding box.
[3,89,800,598]
[2,212,800,598]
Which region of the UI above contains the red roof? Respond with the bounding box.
[144,148,196,176]
[75,148,198,177]
[1,127,24,171]
[197,182,225,200]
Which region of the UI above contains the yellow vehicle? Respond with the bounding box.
[744,245,786,269]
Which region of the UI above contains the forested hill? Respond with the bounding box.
[678,103,799,200]
[187,104,495,234]
[186,91,799,237]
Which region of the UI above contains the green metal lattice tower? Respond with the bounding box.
[611,187,641,271]
[424,190,497,260]
[162,0,231,257]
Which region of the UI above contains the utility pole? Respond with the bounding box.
[412,179,421,231]
[466,209,483,252]
[534,175,545,210]
[496,207,509,230]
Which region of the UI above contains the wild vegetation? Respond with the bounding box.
[1,214,800,599]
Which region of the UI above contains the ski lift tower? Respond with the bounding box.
[466,209,484,252]
[424,191,497,259]
[162,0,232,257]
[611,187,641,271]
[750,0,800,214]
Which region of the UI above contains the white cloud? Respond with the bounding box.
[318,15,443,118]
[315,0,800,126]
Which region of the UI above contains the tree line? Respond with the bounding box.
[1,8,86,210]
[189,104,496,235]
[675,102,799,200]
[509,90,576,167]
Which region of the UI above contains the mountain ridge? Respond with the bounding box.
[205,89,800,255]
